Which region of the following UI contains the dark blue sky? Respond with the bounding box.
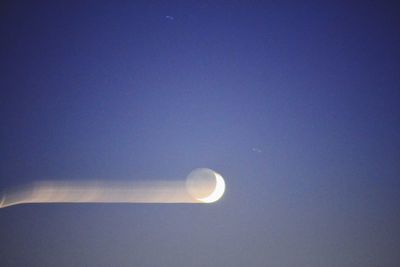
[1,1,399,266]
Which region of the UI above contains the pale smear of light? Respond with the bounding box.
[0,169,225,208]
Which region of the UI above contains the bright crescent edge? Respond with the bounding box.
[197,172,225,203]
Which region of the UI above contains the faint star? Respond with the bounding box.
[252,148,262,153]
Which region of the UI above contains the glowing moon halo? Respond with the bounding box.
[197,172,225,203]
[186,168,226,203]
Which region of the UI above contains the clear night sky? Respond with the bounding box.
[1,1,400,266]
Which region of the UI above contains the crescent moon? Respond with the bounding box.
[197,172,225,203]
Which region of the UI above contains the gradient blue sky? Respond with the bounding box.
[1,1,399,266]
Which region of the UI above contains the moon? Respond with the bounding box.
[186,168,225,203]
